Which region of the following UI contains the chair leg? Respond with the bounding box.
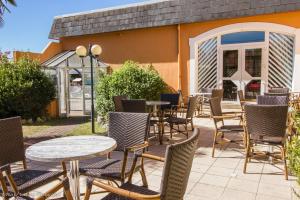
[191,120,194,131]
[281,146,288,180]
[84,179,93,200]
[243,142,251,174]
[212,131,218,157]
[140,159,148,187]
[184,124,189,139]
[170,123,173,139]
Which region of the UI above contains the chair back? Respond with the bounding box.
[209,97,223,123]
[122,99,146,113]
[108,112,150,152]
[186,96,198,118]
[257,95,289,105]
[113,95,128,112]
[0,117,25,166]
[160,93,180,110]
[160,129,199,200]
[244,104,288,139]
[268,87,289,94]
[211,89,224,99]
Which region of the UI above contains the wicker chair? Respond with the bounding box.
[113,95,128,112]
[243,104,289,180]
[268,87,289,94]
[160,93,180,115]
[122,99,146,113]
[257,95,289,105]
[209,98,244,157]
[80,112,150,187]
[1,175,73,200]
[84,129,200,200]
[0,117,66,200]
[165,96,198,139]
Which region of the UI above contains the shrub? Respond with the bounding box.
[0,56,56,121]
[96,60,167,120]
[287,112,300,184]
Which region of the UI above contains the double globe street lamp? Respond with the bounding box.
[75,44,102,133]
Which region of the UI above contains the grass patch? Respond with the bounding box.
[22,118,68,137]
[65,121,107,136]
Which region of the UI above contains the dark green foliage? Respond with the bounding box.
[96,60,167,120]
[287,112,300,185]
[0,56,56,121]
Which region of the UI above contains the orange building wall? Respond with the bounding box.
[60,26,179,90]
[179,11,300,97]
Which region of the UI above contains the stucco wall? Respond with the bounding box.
[60,25,179,91]
[179,10,300,97]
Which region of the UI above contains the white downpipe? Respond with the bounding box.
[292,29,300,92]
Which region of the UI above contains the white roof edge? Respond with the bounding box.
[54,0,170,19]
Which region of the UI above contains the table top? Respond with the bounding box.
[146,101,170,106]
[26,136,117,162]
[192,92,212,96]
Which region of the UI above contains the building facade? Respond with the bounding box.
[16,0,300,115]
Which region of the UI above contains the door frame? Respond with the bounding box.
[218,42,268,100]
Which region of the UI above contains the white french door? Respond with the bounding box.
[219,44,267,101]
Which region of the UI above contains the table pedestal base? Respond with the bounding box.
[69,160,80,200]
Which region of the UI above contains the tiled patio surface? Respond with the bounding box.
[9,104,296,200]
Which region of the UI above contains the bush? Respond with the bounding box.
[0,56,56,121]
[287,112,300,184]
[96,60,167,120]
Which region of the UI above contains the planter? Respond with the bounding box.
[291,181,300,200]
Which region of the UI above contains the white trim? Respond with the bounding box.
[292,29,300,92]
[189,22,298,95]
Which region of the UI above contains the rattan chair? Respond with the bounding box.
[268,87,289,94]
[84,129,200,200]
[257,95,289,105]
[113,95,128,112]
[0,117,66,200]
[165,96,198,139]
[209,98,244,157]
[122,99,146,113]
[243,104,289,180]
[160,93,180,116]
[1,174,73,200]
[80,112,150,187]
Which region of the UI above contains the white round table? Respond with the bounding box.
[26,136,117,200]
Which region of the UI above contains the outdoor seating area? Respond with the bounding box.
[0,87,300,200]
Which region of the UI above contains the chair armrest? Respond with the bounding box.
[126,141,149,152]
[92,179,161,200]
[0,164,11,173]
[138,153,165,162]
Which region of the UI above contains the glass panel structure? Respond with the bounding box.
[245,80,261,99]
[223,80,238,101]
[223,50,238,77]
[245,49,262,77]
[221,31,265,44]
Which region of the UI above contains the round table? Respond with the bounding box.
[146,101,170,144]
[26,136,117,200]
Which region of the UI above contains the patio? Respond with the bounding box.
[12,103,295,200]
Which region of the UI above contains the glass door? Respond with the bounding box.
[221,45,266,101]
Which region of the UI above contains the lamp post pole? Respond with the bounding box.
[89,44,95,133]
[76,44,102,134]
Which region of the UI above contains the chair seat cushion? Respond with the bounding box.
[80,157,140,180]
[9,170,64,193]
[218,125,244,132]
[166,117,187,124]
[102,182,159,200]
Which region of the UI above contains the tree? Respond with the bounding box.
[0,0,16,25]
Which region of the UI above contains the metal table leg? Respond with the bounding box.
[69,160,80,200]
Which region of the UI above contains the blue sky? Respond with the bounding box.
[0,0,149,53]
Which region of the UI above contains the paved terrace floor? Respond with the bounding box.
[9,103,296,200]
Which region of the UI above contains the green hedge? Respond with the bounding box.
[0,56,56,121]
[288,112,300,184]
[96,60,167,120]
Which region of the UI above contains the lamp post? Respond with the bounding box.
[76,44,102,133]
